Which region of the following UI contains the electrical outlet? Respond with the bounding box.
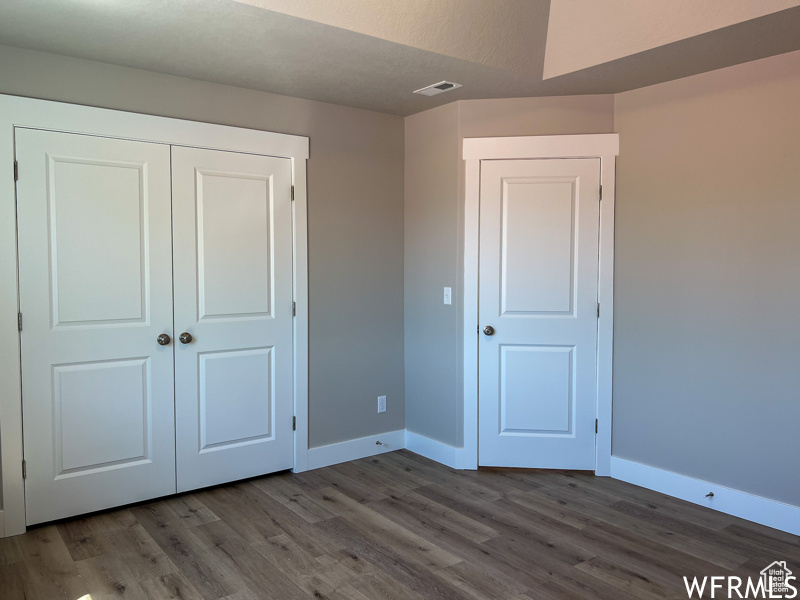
[443,287,452,305]
[377,395,387,413]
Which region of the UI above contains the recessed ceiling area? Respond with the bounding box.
[0,0,799,116]
[543,0,800,79]
[236,0,549,77]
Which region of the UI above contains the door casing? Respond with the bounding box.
[461,134,619,473]
[0,93,310,537]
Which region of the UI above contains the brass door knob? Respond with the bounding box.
[179,332,193,344]
[157,333,171,346]
[483,325,495,336]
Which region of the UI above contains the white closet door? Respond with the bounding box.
[16,128,176,525]
[172,147,294,492]
[478,158,601,469]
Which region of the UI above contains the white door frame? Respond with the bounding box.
[460,134,619,474]
[0,94,310,537]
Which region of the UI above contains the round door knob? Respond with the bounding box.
[483,325,495,336]
[179,332,193,344]
[157,333,171,346]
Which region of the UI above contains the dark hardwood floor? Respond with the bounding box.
[1,450,797,599]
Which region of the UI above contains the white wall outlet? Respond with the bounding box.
[443,286,452,305]
[377,395,387,413]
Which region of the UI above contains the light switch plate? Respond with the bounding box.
[444,287,452,305]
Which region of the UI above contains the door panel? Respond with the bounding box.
[50,159,147,325]
[17,128,176,525]
[172,147,294,492]
[500,345,574,434]
[198,347,273,449]
[55,358,151,473]
[501,179,576,314]
[197,173,273,319]
[479,158,600,469]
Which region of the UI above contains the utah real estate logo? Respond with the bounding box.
[684,561,797,598]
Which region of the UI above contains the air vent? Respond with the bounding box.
[413,81,463,97]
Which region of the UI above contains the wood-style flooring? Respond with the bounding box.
[1,449,797,600]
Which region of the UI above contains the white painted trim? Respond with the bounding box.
[462,134,619,474]
[291,157,310,474]
[306,430,405,471]
[0,93,309,537]
[460,158,480,471]
[463,134,619,161]
[405,430,458,469]
[0,120,25,538]
[0,94,309,159]
[595,156,616,476]
[611,457,800,536]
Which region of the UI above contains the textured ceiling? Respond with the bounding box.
[1,0,799,116]
[237,0,548,76]
[544,0,800,79]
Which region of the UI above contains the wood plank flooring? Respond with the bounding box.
[1,450,797,599]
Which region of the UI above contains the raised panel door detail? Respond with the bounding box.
[479,158,600,470]
[501,178,576,315]
[17,128,176,525]
[500,345,574,435]
[54,359,150,476]
[198,347,274,451]
[172,146,294,492]
[49,157,147,326]
[197,171,272,320]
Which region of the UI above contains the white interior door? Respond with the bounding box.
[16,128,176,525]
[172,146,294,492]
[478,158,601,469]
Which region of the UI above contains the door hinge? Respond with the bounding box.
[292,301,296,317]
[291,186,295,201]
[595,419,598,434]
[293,416,297,431]
[599,184,602,201]
[14,160,18,182]
[18,312,22,332]
[596,303,600,318]
[22,459,27,479]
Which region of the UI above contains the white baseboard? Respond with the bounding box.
[307,429,405,471]
[610,457,800,536]
[405,430,458,468]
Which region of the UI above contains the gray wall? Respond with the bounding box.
[613,50,800,505]
[404,102,461,445]
[456,96,616,139]
[404,96,614,447]
[0,45,405,450]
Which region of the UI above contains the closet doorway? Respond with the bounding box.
[14,122,303,526]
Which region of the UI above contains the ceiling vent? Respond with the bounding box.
[413,81,463,97]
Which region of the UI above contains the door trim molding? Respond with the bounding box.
[461,134,619,474]
[0,93,310,537]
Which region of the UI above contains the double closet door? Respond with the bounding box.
[16,129,295,525]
